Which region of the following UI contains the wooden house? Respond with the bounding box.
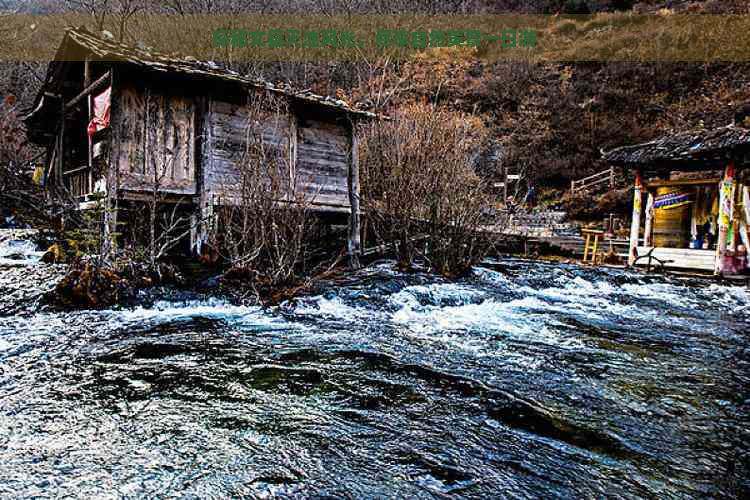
[23,28,376,264]
[604,117,750,275]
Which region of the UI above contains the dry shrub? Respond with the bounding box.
[563,186,631,221]
[0,93,46,225]
[215,90,316,290]
[359,103,494,278]
[49,260,128,309]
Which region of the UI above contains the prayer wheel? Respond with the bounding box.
[652,187,691,248]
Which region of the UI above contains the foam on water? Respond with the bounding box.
[0,239,44,265]
[1,259,748,497]
[292,295,374,323]
[117,298,262,322]
[390,285,584,350]
[113,298,306,334]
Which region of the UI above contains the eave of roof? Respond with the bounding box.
[602,124,750,168]
[23,27,381,128]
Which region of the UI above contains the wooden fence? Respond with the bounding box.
[63,166,93,199]
[570,167,616,195]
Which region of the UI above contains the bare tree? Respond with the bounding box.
[214,90,317,292]
[359,102,497,277]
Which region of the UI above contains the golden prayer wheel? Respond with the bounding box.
[652,187,691,248]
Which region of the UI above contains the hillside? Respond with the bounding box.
[2,0,750,219]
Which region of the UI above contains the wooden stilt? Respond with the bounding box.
[103,68,118,260]
[644,191,655,247]
[57,98,65,188]
[84,56,94,195]
[715,162,735,275]
[288,114,297,194]
[347,126,361,270]
[504,165,509,204]
[628,170,643,266]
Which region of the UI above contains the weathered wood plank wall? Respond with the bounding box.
[203,99,351,209]
[295,116,350,207]
[205,99,291,199]
[111,79,353,211]
[114,83,196,195]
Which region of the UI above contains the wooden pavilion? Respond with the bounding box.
[604,116,750,275]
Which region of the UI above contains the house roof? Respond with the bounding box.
[602,124,750,169]
[23,27,378,141]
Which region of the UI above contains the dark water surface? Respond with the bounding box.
[1,259,748,498]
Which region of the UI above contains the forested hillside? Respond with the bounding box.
[2,0,750,201]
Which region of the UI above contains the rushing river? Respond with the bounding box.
[0,258,748,498]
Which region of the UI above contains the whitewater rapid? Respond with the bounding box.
[0,258,748,497]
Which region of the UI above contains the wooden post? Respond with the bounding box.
[609,166,615,189]
[347,126,361,269]
[715,162,735,275]
[628,170,643,266]
[103,68,118,260]
[288,114,297,195]
[195,95,214,256]
[583,232,590,262]
[503,164,508,204]
[57,97,65,188]
[643,190,654,247]
[84,56,94,195]
[690,186,701,242]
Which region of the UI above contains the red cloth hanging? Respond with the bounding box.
[87,86,111,137]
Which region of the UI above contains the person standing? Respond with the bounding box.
[524,184,537,210]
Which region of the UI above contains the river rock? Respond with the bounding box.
[0,261,67,315]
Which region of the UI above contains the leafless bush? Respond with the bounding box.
[215,90,316,289]
[359,102,496,277]
[0,93,46,223]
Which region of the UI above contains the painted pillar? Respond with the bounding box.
[740,186,750,263]
[628,170,643,266]
[715,162,735,275]
[643,190,655,247]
